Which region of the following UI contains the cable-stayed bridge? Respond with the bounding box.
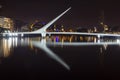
[0,7,120,38]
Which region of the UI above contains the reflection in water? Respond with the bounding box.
[0,36,120,57]
[0,37,70,70]
[32,39,70,70]
[99,47,105,68]
[1,36,120,70]
[48,41,120,46]
[0,37,39,58]
[0,38,14,57]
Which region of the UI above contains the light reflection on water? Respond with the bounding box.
[1,36,120,78]
[0,36,120,59]
[0,36,72,70]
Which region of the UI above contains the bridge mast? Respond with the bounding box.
[31,7,71,37]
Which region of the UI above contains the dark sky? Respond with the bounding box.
[0,0,120,28]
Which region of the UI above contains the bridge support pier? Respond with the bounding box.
[21,34,24,37]
[41,33,46,38]
[48,34,51,37]
[97,35,100,39]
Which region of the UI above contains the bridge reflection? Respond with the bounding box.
[0,36,120,69]
[0,37,70,70]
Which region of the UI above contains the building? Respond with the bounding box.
[99,11,109,32]
[30,21,45,31]
[48,24,66,32]
[0,16,14,31]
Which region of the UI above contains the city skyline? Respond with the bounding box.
[0,0,120,28]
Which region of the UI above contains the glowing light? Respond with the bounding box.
[47,41,120,46]
[21,34,24,37]
[103,44,107,50]
[14,33,18,36]
[100,22,104,25]
[3,38,12,57]
[69,36,73,42]
[94,37,97,43]
[15,37,18,47]
[117,39,120,43]
[56,36,59,42]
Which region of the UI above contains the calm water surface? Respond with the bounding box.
[0,36,120,79]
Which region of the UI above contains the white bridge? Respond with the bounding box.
[1,7,120,38]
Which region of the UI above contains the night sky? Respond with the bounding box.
[0,0,120,28]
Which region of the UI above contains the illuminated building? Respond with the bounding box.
[99,10,105,31]
[61,25,65,32]
[53,24,56,31]
[99,11,109,32]
[0,16,14,31]
[52,24,65,32]
[94,27,98,32]
[30,21,45,31]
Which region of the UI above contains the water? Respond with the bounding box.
[0,36,120,79]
